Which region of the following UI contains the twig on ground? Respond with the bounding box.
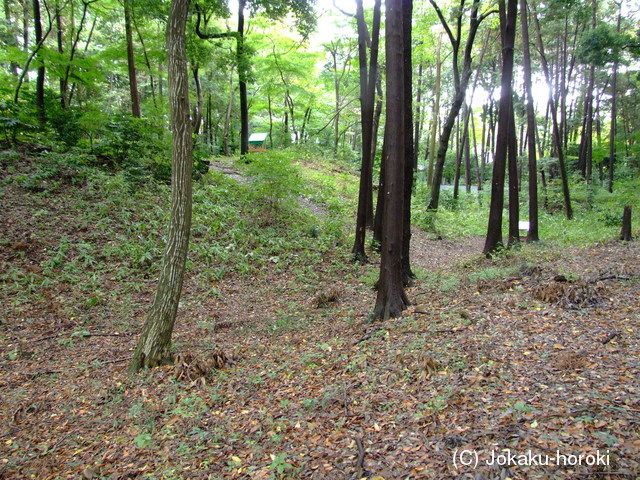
[601,331,619,345]
[354,436,366,478]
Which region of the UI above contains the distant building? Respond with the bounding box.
[248,133,268,152]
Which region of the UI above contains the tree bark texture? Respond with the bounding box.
[483,0,516,256]
[373,0,409,321]
[129,0,193,372]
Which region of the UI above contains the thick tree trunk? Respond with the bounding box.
[124,0,141,118]
[374,0,408,321]
[484,0,516,256]
[129,0,193,372]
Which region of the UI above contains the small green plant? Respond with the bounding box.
[269,453,293,478]
[133,432,154,448]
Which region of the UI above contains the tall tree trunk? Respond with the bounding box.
[374,0,409,321]
[33,0,45,123]
[426,34,442,188]
[267,91,273,148]
[55,0,66,108]
[620,206,632,241]
[124,0,141,117]
[192,67,203,135]
[23,0,30,54]
[352,0,381,263]
[520,0,539,242]
[427,0,488,211]
[373,129,387,244]
[471,110,482,190]
[507,96,519,246]
[464,117,471,192]
[401,0,414,286]
[134,17,158,107]
[64,0,95,107]
[483,0,516,256]
[530,0,572,220]
[330,46,341,156]
[223,64,234,156]
[129,0,192,372]
[413,62,423,170]
[608,2,621,193]
[237,0,249,155]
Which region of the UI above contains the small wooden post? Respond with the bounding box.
[620,206,632,241]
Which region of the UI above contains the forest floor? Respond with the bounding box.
[1,154,639,480]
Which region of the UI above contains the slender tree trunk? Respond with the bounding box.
[531,0,572,219]
[521,0,539,242]
[134,17,157,107]
[507,97,519,246]
[33,0,45,123]
[352,0,382,263]
[55,0,67,108]
[223,64,234,156]
[373,129,387,244]
[484,0,516,256]
[64,0,94,107]
[401,0,414,286]
[472,110,482,190]
[453,114,466,199]
[267,91,273,148]
[427,34,442,188]
[413,62,423,169]
[620,206,632,241]
[608,2,621,193]
[427,0,486,211]
[237,0,249,155]
[192,67,203,135]
[129,0,192,372]
[464,118,471,192]
[23,0,30,54]
[374,0,409,321]
[124,0,141,117]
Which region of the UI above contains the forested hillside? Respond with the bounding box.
[1,0,639,478]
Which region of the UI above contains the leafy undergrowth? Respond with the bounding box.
[1,149,639,479]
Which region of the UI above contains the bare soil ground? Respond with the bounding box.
[1,163,639,479]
